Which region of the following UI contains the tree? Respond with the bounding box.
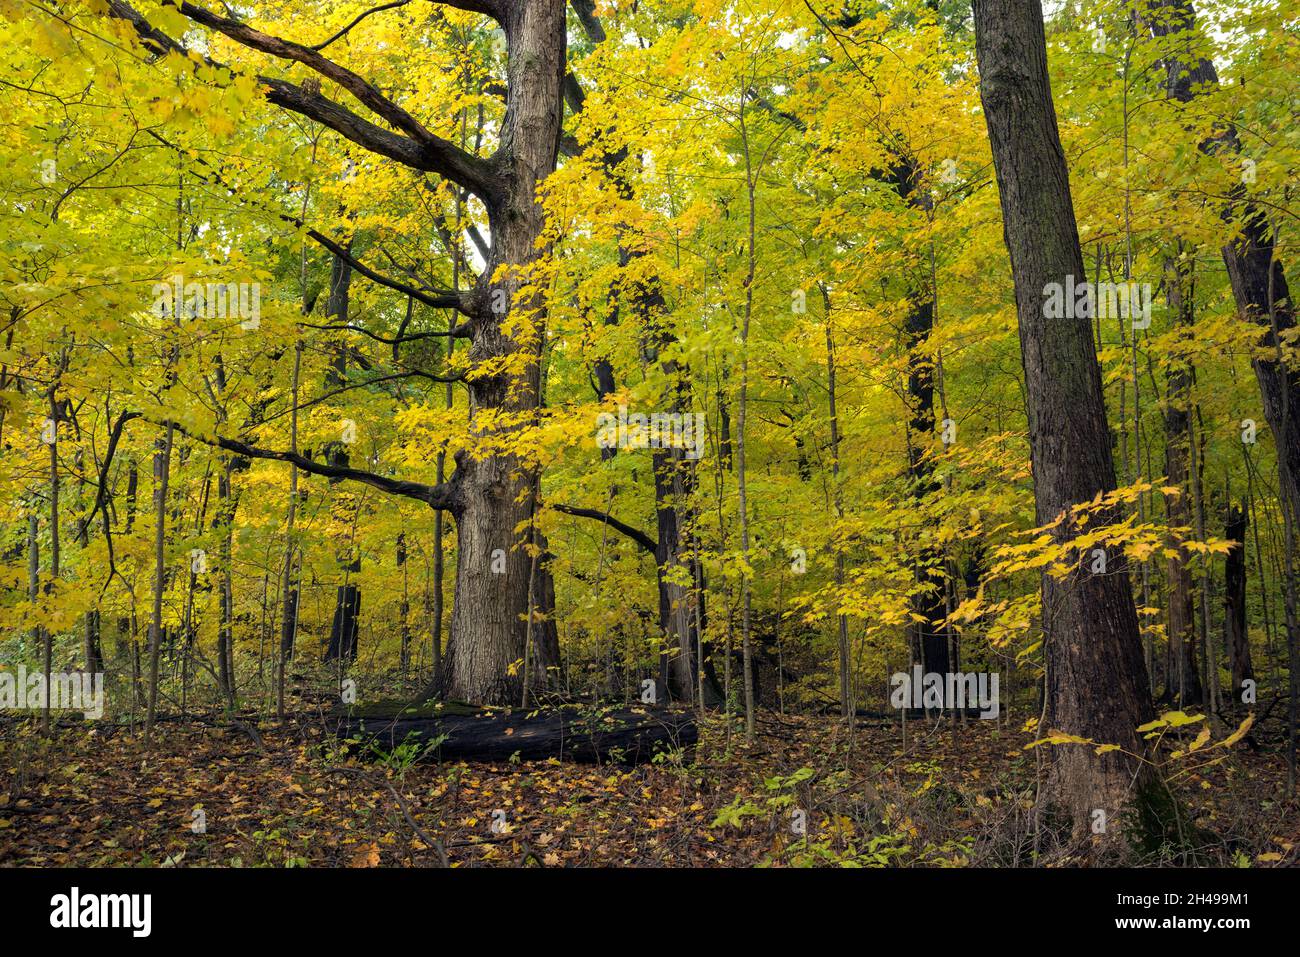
[105,0,568,705]
[973,0,1157,844]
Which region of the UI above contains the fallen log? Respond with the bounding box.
[335,701,697,765]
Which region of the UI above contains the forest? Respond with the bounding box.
[0,0,1296,874]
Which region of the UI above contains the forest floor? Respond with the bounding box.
[2,709,1296,867]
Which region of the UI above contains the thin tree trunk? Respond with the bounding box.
[1223,500,1253,704]
[1163,254,1202,705]
[735,101,758,741]
[822,286,852,719]
[145,423,174,742]
[277,340,302,718]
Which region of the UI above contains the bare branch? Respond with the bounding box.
[431,0,503,19]
[299,321,472,343]
[147,129,473,315]
[550,503,656,554]
[310,0,412,51]
[173,2,431,141]
[159,418,456,509]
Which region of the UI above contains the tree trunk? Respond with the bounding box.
[436,0,566,706]
[145,423,174,740]
[340,703,696,765]
[323,251,363,665]
[277,340,302,717]
[215,456,238,707]
[529,532,562,690]
[1162,255,1203,705]
[894,157,951,700]
[973,0,1157,845]
[1145,0,1300,508]
[1223,501,1253,703]
[573,32,713,705]
[326,586,361,662]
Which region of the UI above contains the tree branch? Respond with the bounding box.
[569,0,606,42]
[147,129,473,315]
[310,0,412,51]
[550,503,656,554]
[159,418,456,510]
[107,0,502,199]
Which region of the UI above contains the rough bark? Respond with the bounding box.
[973,0,1157,846]
[435,0,567,705]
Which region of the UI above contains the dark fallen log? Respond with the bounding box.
[335,702,697,765]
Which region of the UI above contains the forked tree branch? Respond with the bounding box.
[105,0,502,200]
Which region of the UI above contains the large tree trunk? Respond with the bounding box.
[437,0,566,706]
[973,0,1157,845]
[105,0,593,710]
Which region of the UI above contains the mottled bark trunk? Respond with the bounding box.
[437,0,565,706]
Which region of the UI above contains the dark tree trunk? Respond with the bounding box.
[339,704,696,765]
[973,0,1156,844]
[84,609,103,676]
[1144,0,1300,537]
[279,587,298,660]
[325,585,362,662]
[322,251,362,665]
[214,440,240,708]
[1223,502,1253,701]
[398,534,411,674]
[894,155,950,695]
